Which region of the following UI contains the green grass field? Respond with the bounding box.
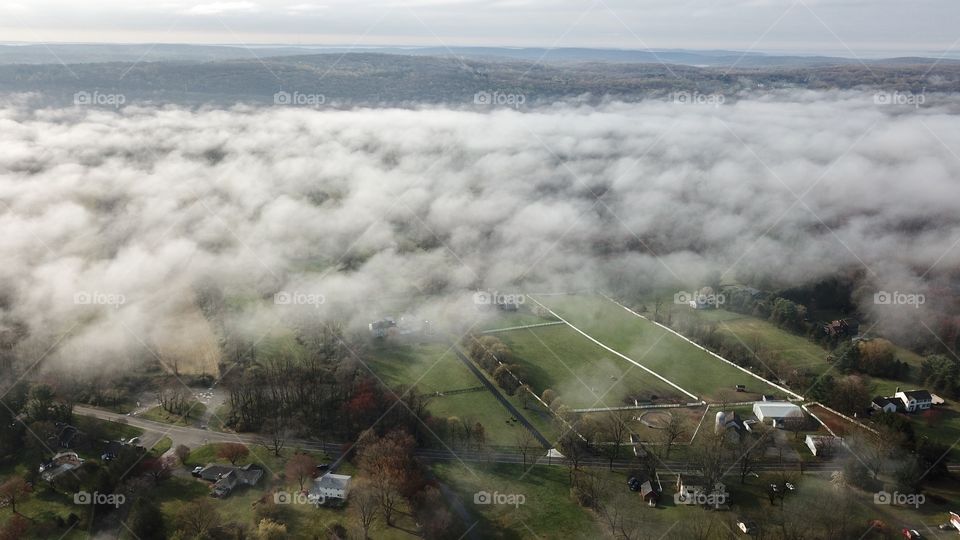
[73,416,144,443]
[471,303,559,333]
[367,341,550,446]
[432,462,607,540]
[530,295,787,402]
[497,324,685,409]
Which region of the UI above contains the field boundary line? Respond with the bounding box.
[526,295,701,402]
[571,402,702,413]
[480,321,566,334]
[598,292,805,401]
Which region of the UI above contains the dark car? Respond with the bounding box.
[627,477,641,492]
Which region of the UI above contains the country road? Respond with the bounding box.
[76,406,960,475]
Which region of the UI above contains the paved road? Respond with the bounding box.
[78,405,960,475]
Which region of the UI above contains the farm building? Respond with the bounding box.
[752,401,803,427]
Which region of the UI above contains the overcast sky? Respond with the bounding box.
[1,0,959,55]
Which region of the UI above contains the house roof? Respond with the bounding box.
[900,390,933,401]
[640,481,657,498]
[753,402,802,418]
[313,473,352,492]
[872,396,899,408]
[200,464,262,486]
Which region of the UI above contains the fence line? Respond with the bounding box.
[527,295,702,402]
[480,321,566,334]
[598,292,805,401]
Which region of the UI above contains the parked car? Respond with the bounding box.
[902,529,923,539]
[316,463,330,473]
[191,466,204,477]
[735,384,746,392]
[627,477,641,492]
[127,437,140,445]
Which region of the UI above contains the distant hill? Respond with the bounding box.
[0,51,956,107]
[2,43,959,68]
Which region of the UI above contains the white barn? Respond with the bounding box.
[753,401,803,427]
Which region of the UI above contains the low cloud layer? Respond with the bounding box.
[1,92,959,374]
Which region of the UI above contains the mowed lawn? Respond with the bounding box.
[531,294,787,402]
[367,340,544,446]
[432,462,608,540]
[497,324,685,409]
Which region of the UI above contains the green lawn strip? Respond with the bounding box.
[432,461,607,539]
[497,324,686,410]
[73,415,144,443]
[532,294,785,401]
[367,341,478,394]
[140,403,207,426]
[149,437,173,458]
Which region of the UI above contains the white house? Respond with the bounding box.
[310,473,352,502]
[804,434,841,457]
[895,390,933,413]
[752,401,803,428]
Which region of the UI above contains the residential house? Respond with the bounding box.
[895,389,933,413]
[871,396,901,414]
[39,452,84,482]
[368,318,397,338]
[53,423,81,449]
[198,463,263,498]
[805,434,842,457]
[752,401,804,428]
[309,473,352,503]
[689,286,718,310]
